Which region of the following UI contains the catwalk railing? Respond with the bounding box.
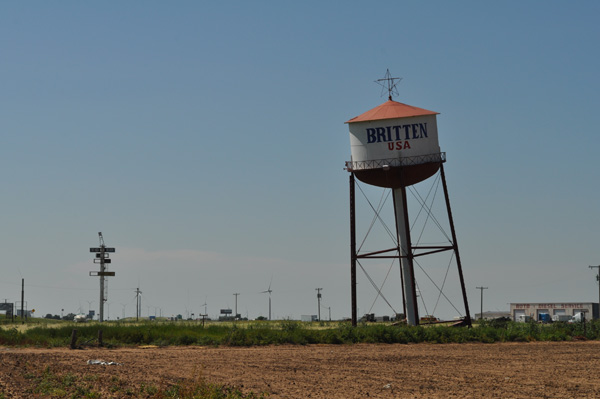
[345,152,446,171]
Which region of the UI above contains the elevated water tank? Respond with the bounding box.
[346,99,443,188]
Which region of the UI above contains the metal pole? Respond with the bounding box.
[476,287,488,320]
[393,185,419,326]
[21,278,24,322]
[316,288,322,321]
[135,288,141,321]
[390,187,407,322]
[440,163,472,327]
[100,243,105,322]
[350,173,357,327]
[234,293,239,319]
[589,265,600,319]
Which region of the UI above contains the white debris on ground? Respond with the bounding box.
[87,359,122,366]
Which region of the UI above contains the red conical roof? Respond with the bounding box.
[346,99,438,123]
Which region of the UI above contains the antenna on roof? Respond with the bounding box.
[375,69,402,101]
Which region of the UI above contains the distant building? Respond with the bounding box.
[301,315,318,322]
[475,311,510,320]
[16,309,33,318]
[510,302,598,322]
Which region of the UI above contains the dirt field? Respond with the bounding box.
[2,342,600,398]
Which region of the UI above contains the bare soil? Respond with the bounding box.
[2,342,600,398]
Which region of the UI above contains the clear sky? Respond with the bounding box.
[1,2,599,321]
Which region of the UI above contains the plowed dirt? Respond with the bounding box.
[2,342,600,398]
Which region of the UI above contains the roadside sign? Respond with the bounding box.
[89,271,116,277]
[90,247,116,253]
[93,259,112,264]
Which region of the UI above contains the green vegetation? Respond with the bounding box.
[21,365,266,398]
[1,318,599,347]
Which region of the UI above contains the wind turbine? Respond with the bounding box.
[201,296,208,316]
[261,276,273,320]
[134,288,142,321]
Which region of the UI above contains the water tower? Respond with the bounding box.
[345,71,471,327]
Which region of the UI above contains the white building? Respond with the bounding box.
[510,302,599,321]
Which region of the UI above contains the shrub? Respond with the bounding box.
[6,318,600,348]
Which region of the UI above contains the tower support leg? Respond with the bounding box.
[440,163,472,327]
[350,173,357,327]
[393,186,419,326]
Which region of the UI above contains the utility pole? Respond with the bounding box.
[21,278,24,322]
[590,265,600,317]
[89,232,116,322]
[316,288,323,321]
[99,234,105,321]
[476,286,488,321]
[233,293,240,319]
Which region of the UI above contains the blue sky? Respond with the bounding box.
[1,2,599,320]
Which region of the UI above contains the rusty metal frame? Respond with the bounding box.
[349,161,472,327]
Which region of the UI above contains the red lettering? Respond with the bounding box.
[386,141,412,151]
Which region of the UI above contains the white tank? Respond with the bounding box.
[346,99,443,188]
